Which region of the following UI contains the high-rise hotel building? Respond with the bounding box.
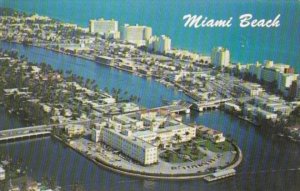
[121,24,152,46]
[89,18,119,38]
[211,47,230,68]
[147,35,171,53]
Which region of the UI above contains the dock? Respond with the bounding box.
[0,119,96,143]
[204,169,236,182]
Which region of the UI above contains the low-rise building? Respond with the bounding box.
[65,124,85,137]
[156,124,196,146]
[133,130,157,142]
[113,115,144,130]
[235,82,264,96]
[206,130,225,143]
[256,108,278,120]
[119,102,140,113]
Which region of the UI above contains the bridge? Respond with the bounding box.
[0,125,51,142]
[150,101,192,114]
[192,98,232,112]
[0,119,97,143]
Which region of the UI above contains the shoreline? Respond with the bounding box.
[3,40,199,102]
[3,40,298,143]
[52,135,242,180]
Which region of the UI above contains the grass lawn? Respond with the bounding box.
[194,137,234,152]
[159,150,188,163]
[159,145,207,163]
[180,147,206,161]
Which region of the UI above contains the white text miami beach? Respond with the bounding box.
[183,14,280,28]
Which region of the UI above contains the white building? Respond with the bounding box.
[248,60,291,83]
[235,82,264,96]
[156,124,196,146]
[113,115,144,130]
[102,112,197,163]
[65,124,85,137]
[211,47,230,68]
[89,18,119,38]
[147,35,171,53]
[101,128,158,165]
[197,127,226,143]
[91,128,101,142]
[257,108,278,120]
[277,73,298,92]
[0,166,5,181]
[121,24,152,46]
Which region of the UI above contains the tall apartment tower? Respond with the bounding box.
[211,47,230,67]
[147,35,171,53]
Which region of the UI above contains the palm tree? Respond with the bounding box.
[155,137,161,145]
[174,134,182,143]
[185,131,190,137]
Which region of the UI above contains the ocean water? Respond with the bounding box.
[0,0,299,72]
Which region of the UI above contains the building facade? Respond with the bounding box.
[277,73,299,92]
[211,47,230,68]
[101,128,158,165]
[121,24,152,46]
[91,128,101,142]
[147,35,171,53]
[89,18,119,38]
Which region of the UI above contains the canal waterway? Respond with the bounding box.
[0,41,299,191]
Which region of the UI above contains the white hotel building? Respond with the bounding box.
[102,128,158,165]
[95,112,196,165]
[121,24,152,46]
[89,18,119,38]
